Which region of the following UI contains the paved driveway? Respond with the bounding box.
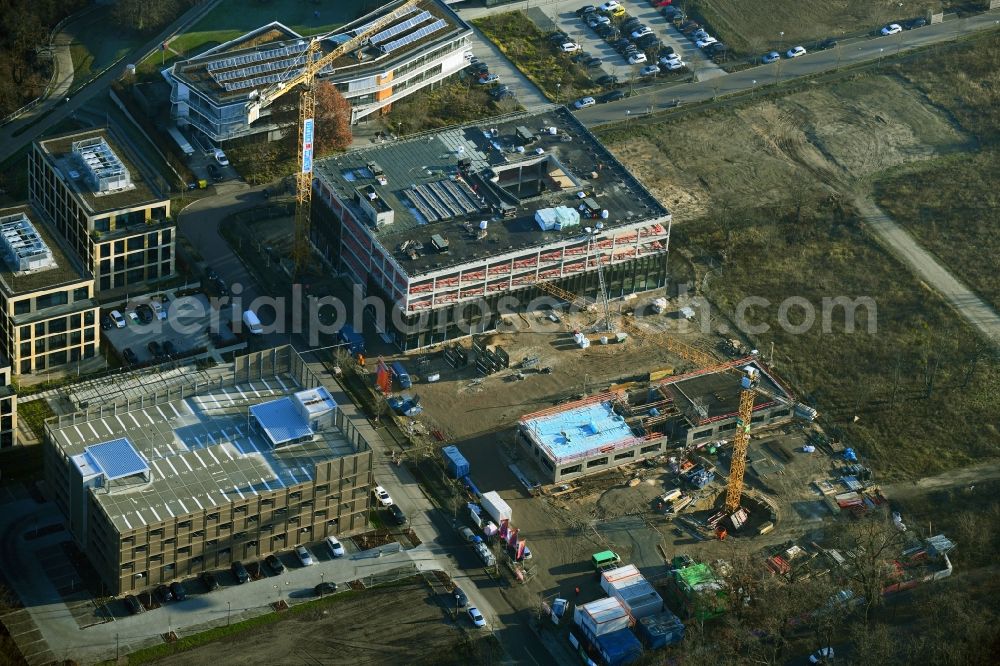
[465,24,552,111]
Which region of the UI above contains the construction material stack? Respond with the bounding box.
[664,559,727,620]
[635,610,686,649]
[600,565,664,619]
[573,597,632,643]
[441,445,470,478]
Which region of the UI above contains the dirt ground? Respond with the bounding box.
[695,0,942,53]
[609,74,967,222]
[405,300,730,442]
[152,578,464,666]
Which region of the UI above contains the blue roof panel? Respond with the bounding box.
[250,397,312,445]
[86,438,150,481]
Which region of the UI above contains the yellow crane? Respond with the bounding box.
[246,0,421,271]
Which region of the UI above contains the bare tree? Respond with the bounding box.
[831,513,906,622]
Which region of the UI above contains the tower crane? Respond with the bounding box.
[245,0,421,272]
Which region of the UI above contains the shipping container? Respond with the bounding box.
[600,564,642,596]
[391,361,412,389]
[480,491,512,524]
[337,324,365,354]
[573,597,631,641]
[596,628,643,666]
[441,445,470,478]
[612,577,664,619]
[636,610,685,649]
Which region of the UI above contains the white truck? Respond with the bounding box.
[474,541,496,567]
[480,491,512,524]
[242,309,264,335]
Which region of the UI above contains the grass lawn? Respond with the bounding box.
[138,0,369,75]
[381,80,522,136]
[472,12,599,102]
[874,32,1000,310]
[65,4,146,90]
[16,400,56,441]
[686,0,941,56]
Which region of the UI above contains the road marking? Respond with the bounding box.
[166,459,180,477]
[193,451,207,468]
[181,457,193,472]
[178,500,189,514]
[192,496,203,510]
[207,448,221,465]
[149,507,162,522]
[233,485,245,500]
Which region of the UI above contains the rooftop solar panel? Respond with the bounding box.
[380,19,447,54]
[350,3,420,38]
[370,11,433,45]
[250,397,313,445]
[86,438,150,481]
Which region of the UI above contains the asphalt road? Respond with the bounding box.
[574,11,1000,126]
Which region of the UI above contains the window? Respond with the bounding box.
[640,444,660,455]
[127,236,143,251]
[614,450,635,461]
[73,287,89,301]
[207,513,219,521]
[13,300,30,316]
[178,520,191,529]
[560,464,582,475]
[586,457,609,469]
[114,240,125,254]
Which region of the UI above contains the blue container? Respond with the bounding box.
[391,361,412,389]
[337,324,365,354]
[636,610,685,649]
[442,445,470,478]
[596,628,643,666]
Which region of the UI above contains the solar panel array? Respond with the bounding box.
[205,42,308,73]
[370,10,433,45]
[86,438,150,481]
[349,2,420,37]
[212,54,309,83]
[380,18,447,54]
[222,68,299,92]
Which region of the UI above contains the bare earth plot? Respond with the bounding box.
[151,579,463,666]
[598,72,999,479]
[691,0,942,53]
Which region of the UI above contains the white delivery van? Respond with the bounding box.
[242,309,264,335]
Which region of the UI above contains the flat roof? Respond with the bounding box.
[172,0,470,107]
[521,398,642,465]
[35,128,166,215]
[315,107,670,278]
[50,375,358,533]
[659,359,790,425]
[0,204,91,296]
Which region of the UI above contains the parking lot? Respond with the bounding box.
[542,0,726,85]
[464,22,551,110]
[102,293,238,365]
[179,126,240,187]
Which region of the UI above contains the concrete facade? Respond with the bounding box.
[43,347,376,595]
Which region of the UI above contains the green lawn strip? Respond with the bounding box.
[382,81,520,135]
[65,4,145,90]
[675,203,1000,481]
[15,400,56,440]
[472,12,600,101]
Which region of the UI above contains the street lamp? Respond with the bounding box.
[879,47,884,69]
[227,601,231,626]
[625,109,631,128]
[751,79,757,99]
[556,82,561,102]
[320,572,326,597]
[779,31,785,52]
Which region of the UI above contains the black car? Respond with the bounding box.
[600,89,627,103]
[464,61,488,75]
[137,303,154,323]
[594,24,614,38]
[247,561,264,580]
[452,586,468,608]
[818,38,838,50]
[576,5,597,16]
[231,561,249,584]
[314,582,338,596]
[705,42,727,56]
[612,38,631,53]
[199,571,220,592]
[154,584,172,603]
[585,56,603,68]
[547,31,569,45]
[147,340,163,358]
[265,554,286,574]
[206,163,222,182]
[100,314,113,330]
[622,17,642,30]
[597,74,620,87]
[659,45,675,56]
[489,84,512,98]
[904,17,927,29]
[124,595,143,615]
[638,35,662,50]
[388,503,407,525]
[122,348,138,365]
[163,340,177,357]
[570,51,590,63]
[169,582,187,601]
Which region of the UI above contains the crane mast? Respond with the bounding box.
[246,0,422,272]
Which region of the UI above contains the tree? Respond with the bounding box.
[831,513,906,622]
[313,80,352,156]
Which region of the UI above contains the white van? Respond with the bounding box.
[325,536,345,558]
[242,309,264,335]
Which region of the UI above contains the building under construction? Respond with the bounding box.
[516,358,799,483]
[311,106,671,350]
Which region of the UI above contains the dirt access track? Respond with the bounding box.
[152,578,465,666]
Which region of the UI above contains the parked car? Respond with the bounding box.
[597,74,620,87]
[265,554,285,574]
[585,56,603,68]
[640,64,660,76]
[880,23,903,36]
[124,595,144,615]
[574,96,597,109]
[622,17,642,30]
[122,348,138,365]
[199,571,220,591]
[576,5,597,17]
[465,62,489,75]
[589,14,611,27]
[628,52,648,64]
[612,38,632,53]
[231,561,250,584]
[692,29,709,41]
[631,27,653,39]
[696,36,718,48]
[295,545,315,566]
[467,606,487,628]
[154,585,172,603]
[388,503,407,525]
[136,304,153,324]
[659,45,675,56]
[373,485,393,507]
[213,148,229,166]
[560,42,582,53]
[326,536,346,558]
[637,35,661,50]
[163,340,177,357]
[206,163,222,182]
[786,45,807,58]
[314,582,338,596]
[705,42,727,56]
[762,51,780,63]
[109,310,126,328]
[594,24,615,38]
[459,527,476,542]
[662,58,686,71]
[548,31,569,45]
[147,340,163,359]
[599,1,621,12]
[600,89,627,103]
[453,586,468,607]
[904,17,928,29]
[477,73,500,85]
[819,38,838,50]
[169,582,187,601]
